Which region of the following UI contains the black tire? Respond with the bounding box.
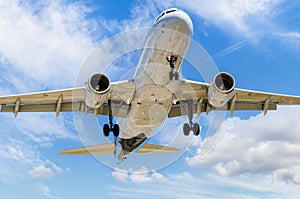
[113,124,120,137]
[103,124,110,137]
[174,71,179,80]
[193,123,200,136]
[183,123,190,136]
[169,71,173,80]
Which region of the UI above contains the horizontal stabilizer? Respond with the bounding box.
[136,143,179,154]
[60,143,115,155]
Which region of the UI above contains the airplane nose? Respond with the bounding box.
[176,10,193,35]
[154,8,193,35]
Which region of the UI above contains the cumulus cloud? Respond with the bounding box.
[0,0,96,91]
[28,161,63,179]
[273,166,300,185]
[28,165,54,179]
[112,168,129,183]
[176,0,284,40]
[111,170,291,199]
[112,166,166,184]
[0,113,75,186]
[98,1,162,35]
[0,0,90,184]
[187,106,300,184]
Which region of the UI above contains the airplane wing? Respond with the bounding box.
[60,143,178,155]
[136,143,179,154]
[0,80,135,118]
[60,143,115,155]
[169,79,300,117]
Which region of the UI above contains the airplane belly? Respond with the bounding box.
[134,17,191,87]
[123,16,191,136]
[128,84,173,128]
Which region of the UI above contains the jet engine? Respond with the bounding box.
[85,73,110,108]
[208,72,235,107]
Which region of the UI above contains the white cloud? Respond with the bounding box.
[0,0,96,91]
[112,166,166,184]
[98,1,162,34]
[0,0,90,186]
[273,166,300,185]
[0,113,77,152]
[112,168,129,183]
[37,183,56,199]
[275,31,300,48]
[129,167,155,184]
[186,1,280,29]
[278,31,300,39]
[187,106,300,184]
[28,161,63,179]
[0,113,74,185]
[175,0,284,42]
[111,171,282,199]
[28,165,53,179]
[213,40,248,59]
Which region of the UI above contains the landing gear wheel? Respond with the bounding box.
[169,71,179,80]
[169,71,174,80]
[174,71,179,80]
[193,123,200,136]
[113,124,120,137]
[103,124,110,137]
[183,123,190,136]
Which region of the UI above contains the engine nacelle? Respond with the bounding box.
[208,72,235,107]
[85,73,110,108]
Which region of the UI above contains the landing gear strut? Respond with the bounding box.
[183,100,200,136]
[166,55,179,80]
[103,100,120,137]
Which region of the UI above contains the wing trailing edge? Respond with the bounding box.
[60,143,178,155]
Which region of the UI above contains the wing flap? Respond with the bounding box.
[1,102,82,112]
[0,102,129,118]
[60,143,115,155]
[235,88,300,105]
[136,143,179,154]
[170,79,300,117]
[168,101,277,118]
[0,80,135,117]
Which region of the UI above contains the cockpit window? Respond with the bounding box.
[156,9,179,22]
[156,12,165,22]
[166,9,176,14]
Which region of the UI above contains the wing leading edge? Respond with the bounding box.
[0,80,135,118]
[60,143,178,155]
[1,78,300,118]
[169,79,300,118]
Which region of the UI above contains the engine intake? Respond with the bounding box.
[208,72,235,107]
[85,73,110,108]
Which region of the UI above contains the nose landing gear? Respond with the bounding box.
[166,55,179,80]
[103,123,119,137]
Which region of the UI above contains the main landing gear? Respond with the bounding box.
[166,55,179,80]
[103,100,120,137]
[183,100,200,136]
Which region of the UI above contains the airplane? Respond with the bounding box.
[1,8,300,161]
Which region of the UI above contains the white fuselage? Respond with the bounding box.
[120,9,193,139]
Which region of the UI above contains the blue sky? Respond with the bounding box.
[1,0,300,198]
